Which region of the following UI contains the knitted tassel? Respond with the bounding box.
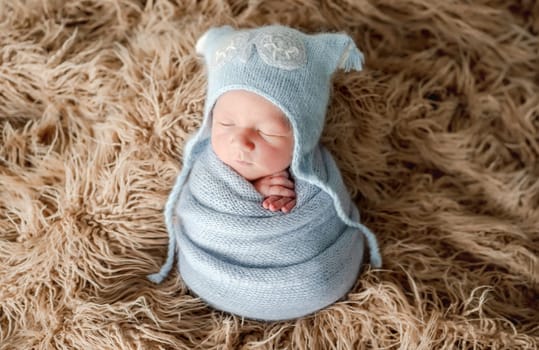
[147,154,192,283]
[338,40,364,72]
[147,188,180,283]
[147,233,175,284]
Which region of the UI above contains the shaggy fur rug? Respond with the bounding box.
[1,0,538,349]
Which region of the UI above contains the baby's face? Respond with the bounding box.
[211,90,294,181]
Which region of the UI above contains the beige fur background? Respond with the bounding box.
[1,0,538,349]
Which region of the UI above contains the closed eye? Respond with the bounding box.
[259,130,284,137]
[218,122,234,127]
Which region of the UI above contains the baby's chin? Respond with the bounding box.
[224,160,274,181]
[228,163,264,181]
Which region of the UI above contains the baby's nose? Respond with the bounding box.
[234,130,255,151]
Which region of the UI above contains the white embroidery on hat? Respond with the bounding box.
[214,32,250,67]
[212,28,306,70]
[255,30,306,70]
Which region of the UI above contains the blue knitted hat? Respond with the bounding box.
[195,24,364,160]
[148,25,381,284]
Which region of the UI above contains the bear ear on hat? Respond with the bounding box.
[336,34,364,72]
[195,25,235,62]
[316,33,365,74]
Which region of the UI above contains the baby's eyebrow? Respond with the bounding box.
[212,111,234,122]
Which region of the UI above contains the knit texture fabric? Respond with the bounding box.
[175,141,364,320]
[148,26,382,307]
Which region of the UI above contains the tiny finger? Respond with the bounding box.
[268,176,294,189]
[270,170,289,179]
[268,186,296,198]
[281,199,297,213]
[263,196,281,209]
[269,197,291,211]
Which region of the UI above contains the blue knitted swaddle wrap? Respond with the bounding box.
[148,25,382,320]
[176,141,363,320]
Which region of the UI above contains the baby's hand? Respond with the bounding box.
[252,170,296,213]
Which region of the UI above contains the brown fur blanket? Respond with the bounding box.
[0,0,537,348]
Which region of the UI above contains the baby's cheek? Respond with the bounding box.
[264,143,292,171]
[211,135,228,163]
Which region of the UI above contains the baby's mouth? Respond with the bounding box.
[235,159,252,166]
[235,153,252,165]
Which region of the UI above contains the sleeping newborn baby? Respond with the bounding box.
[148,25,382,321]
[212,89,297,213]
